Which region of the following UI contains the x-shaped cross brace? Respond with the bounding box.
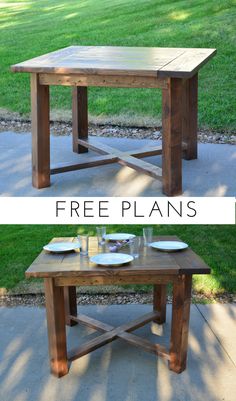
[51,138,164,180]
[67,311,170,362]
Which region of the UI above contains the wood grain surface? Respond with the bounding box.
[182,74,198,160]
[162,78,183,195]
[169,274,192,373]
[25,236,210,279]
[31,73,50,188]
[11,46,216,78]
[39,73,168,89]
[72,86,88,153]
[44,278,68,377]
[153,284,167,324]
[69,312,169,359]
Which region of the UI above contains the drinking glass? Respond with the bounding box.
[143,227,153,246]
[96,226,106,247]
[129,237,141,259]
[78,235,89,256]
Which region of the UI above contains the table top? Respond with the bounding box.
[11,46,216,78]
[25,236,210,279]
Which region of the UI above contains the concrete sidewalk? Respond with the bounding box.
[0,304,235,401]
[0,131,235,196]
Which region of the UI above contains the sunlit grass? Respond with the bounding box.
[0,225,235,295]
[169,11,191,21]
[0,0,236,129]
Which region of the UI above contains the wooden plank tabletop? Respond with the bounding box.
[25,236,210,278]
[11,46,216,78]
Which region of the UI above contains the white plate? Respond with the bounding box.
[43,242,81,253]
[150,241,188,252]
[90,253,134,266]
[103,233,136,241]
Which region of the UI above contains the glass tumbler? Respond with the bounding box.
[143,227,153,246]
[129,237,141,259]
[78,235,89,256]
[96,226,106,247]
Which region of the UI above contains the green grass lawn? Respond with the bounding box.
[0,225,235,295]
[1,0,236,130]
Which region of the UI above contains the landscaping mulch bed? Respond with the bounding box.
[0,118,235,144]
[0,291,235,307]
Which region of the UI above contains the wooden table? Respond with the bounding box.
[25,236,210,377]
[12,46,216,195]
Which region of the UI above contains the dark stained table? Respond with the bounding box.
[12,46,216,195]
[25,236,211,377]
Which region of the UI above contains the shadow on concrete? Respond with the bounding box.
[0,132,235,196]
[0,304,235,401]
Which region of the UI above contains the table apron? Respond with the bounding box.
[38,73,169,89]
[54,274,179,287]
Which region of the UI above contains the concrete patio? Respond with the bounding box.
[0,303,235,401]
[0,131,235,196]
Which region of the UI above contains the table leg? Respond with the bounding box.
[162,78,183,196]
[169,275,192,373]
[153,284,167,324]
[72,87,88,153]
[64,286,78,326]
[182,74,198,160]
[31,73,50,188]
[44,278,68,377]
